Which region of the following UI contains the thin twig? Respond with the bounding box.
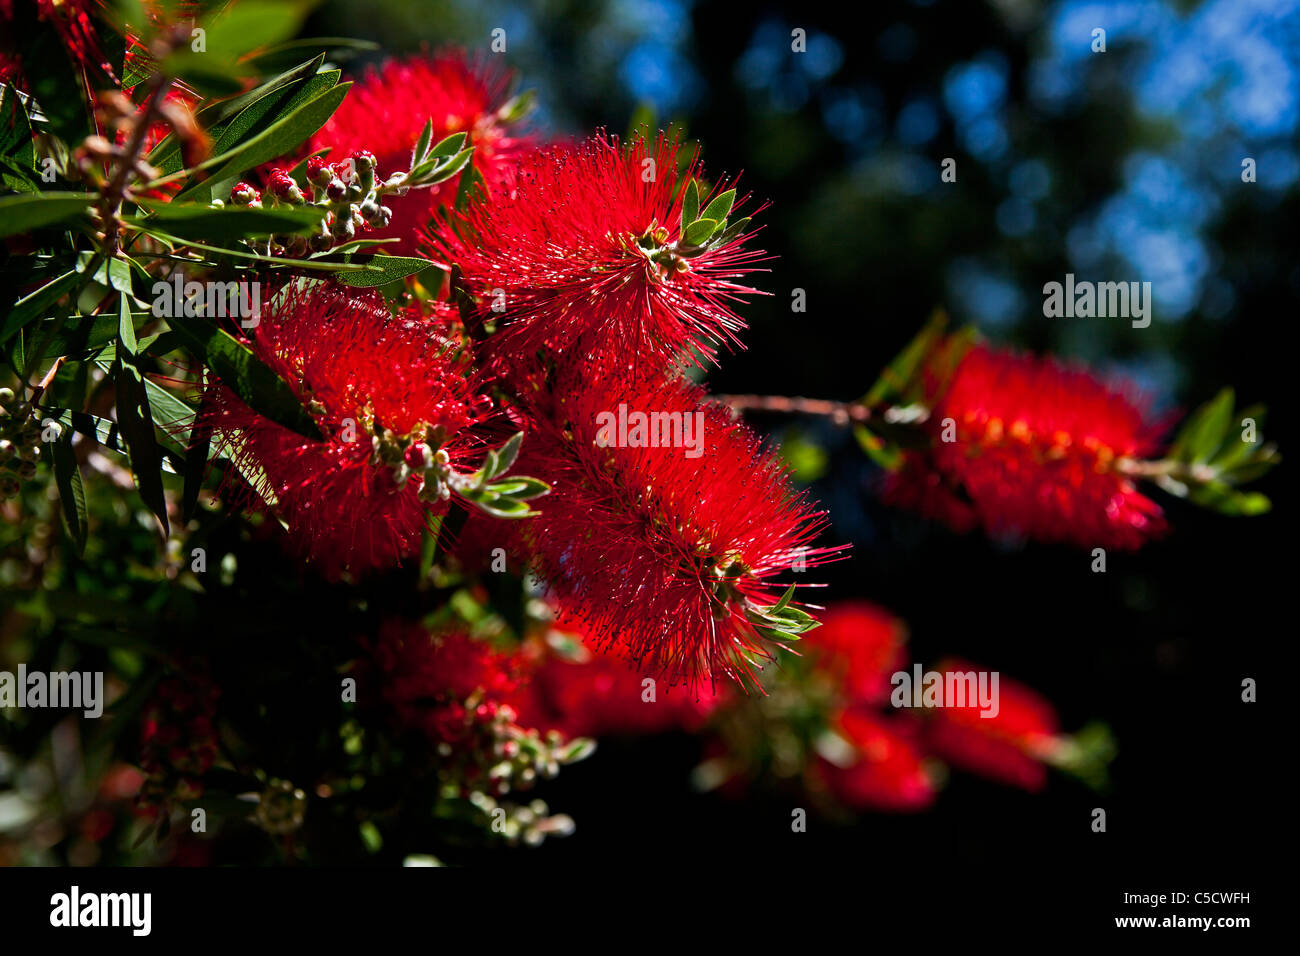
[712,394,873,426]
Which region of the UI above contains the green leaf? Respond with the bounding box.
[411,146,473,185]
[148,54,327,172]
[246,37,380,75]
[117,291,138,357]
[0,192,93,237]
[165,314,321,440]
[862,309,962,408]
[75,250,133,294]
[471,496,535,518]
[332,254,436,288]
[699,188,736,225]
[1185,481,1271,516]
[852,424,905,471]
[51,431,88,554]
[1170,388,1235,464]
[681,178,699,226]
[143,377,198,441]
[496,89,537,125]
[2,269,84,346]
[129,200,326,241]
[487,476,549,500]
[682,217,717,246]
[115,360,170,537]
[1,83,38,191]
[203,69,340,177]
[161,52,253,96]
[198,0,317,63]
[492,433,524,477]
[715,216,752,246]
[176,82,352,201]
[411,118,434,167]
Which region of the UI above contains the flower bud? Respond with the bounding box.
[267,170,304,204]
[306,156,333,188]
[230,181,261,205]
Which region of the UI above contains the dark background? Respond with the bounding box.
[294,0,1289,895]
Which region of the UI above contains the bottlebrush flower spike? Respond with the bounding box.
[306,51,532,255]
[425,131,765,376]
[885,343,1168,550]
[923,659,1062,792]
[361,621,594,803]
[804,601,908,706]
[199,284,489,580]
[815,708,936,812]
[508,628,726,738]
[513,369,839,691]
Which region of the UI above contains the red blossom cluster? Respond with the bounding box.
[155,47,1141,827]
[199,283,489,580]
[361,621,588,799]
[701,601,1075,812]
[201,50,836,693]
[884,342,1169,549]
[305,52,532,255]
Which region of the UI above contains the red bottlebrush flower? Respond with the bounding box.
[514,629,725,738]
[368,622,524,734]
[885,343,1167,550]
[816,709,935,812]
[804,601,908,706]
[513,369,838,690]
[425,131,765,376]
[924,659,1061,792]
[200,284,486,580]
[306,51,532,255]
[362,621,589,801]
[1,0,114,87]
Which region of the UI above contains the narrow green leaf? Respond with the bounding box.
[495,89,536,125]
[0,192,93,237]
[715,216,752,246]
[333,254,436,288]
[2,269,80,344]
[130,200,326,240]
[681,178,699,226]
[51,431,88,554]
[176,82,352,201]
[418,146,474,185]
[198,0,317,64]
[699,188,736,225]
[412,118,434,167]
[862,309,954,407]
[682,217,717,246]
[165,314,321,440]
[117,291,138,356]
[493,433,524,477]
[1172,388,1235,464]
[115,361,170,537]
